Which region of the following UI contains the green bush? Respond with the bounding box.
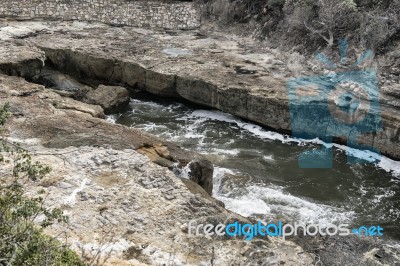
[13,233,86,266]
[0,103,87,266]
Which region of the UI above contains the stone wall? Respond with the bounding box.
[0,0,200,29]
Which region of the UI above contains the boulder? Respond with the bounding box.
[188,159,214,195]
[83,85,130,114]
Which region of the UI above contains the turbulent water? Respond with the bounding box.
[108,94,400,241]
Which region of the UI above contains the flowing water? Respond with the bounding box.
[108,94,400,241]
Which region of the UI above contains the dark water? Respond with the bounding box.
[108,94,400,242]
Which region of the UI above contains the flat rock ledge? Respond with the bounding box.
[0,20,399,265]
[27,146,317,266]
[1,20,399,159]
[0,73,314,265]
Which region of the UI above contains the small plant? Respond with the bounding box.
[0,103,87,266]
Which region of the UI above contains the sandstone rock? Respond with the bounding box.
[0,74,207,169]
[27,145,311,266]
[0,41,45,79]
[137,143,175,169]
[83,84,130,114]
[145,69,178,97]
[50,95,105,118]
[189,159,214,195]
[136,143,215,195]
[15,20,399,159]
[0,20,398,265]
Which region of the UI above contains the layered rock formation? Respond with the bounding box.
[0,62,315,266]
[1,73,396,266]
[1,20,396,160]
[83,85,130,114]
[0,19,400,265]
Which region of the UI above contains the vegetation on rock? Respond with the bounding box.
[0,103,86,266]
[196,0,400,53]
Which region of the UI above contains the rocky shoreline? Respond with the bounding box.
[0,59,315,266]
[1,19,399,159]
[2,19,399,160]
[1,19,400,265]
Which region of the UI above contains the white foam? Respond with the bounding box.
[377,156,400,177]
[173,162,191,179]
[213,167,354,224]
[130,98,165,108]
[263,155,275,161]
[185,110,289,142]
[106,115,116,124]
[333,143,379,163]
[333,143,400,177]
[219,195,272,217]
[183,132,204,139]
[141,122,160,131]
[359,185,368,196]
[220,187,354,224]
[186,109,400,178]
[209,148,241,156]
[212,167,235,196]
[371,189,396,204]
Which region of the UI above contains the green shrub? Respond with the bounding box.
[0,103,87,266]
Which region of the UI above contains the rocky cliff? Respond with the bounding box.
[2,20,398,160]
[0,19,399,265]
[0,35,316,265]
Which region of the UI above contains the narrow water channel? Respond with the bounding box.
[108,94,400,242]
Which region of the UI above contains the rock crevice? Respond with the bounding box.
[41,44,400,160]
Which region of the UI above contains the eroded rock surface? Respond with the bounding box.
[0,74,212,190]
[0,20,398,159]
[83,85,130,114]
[0,73,315,265]
[0,20,399,265]
[188,159,214,196]
[26,146,317,266]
